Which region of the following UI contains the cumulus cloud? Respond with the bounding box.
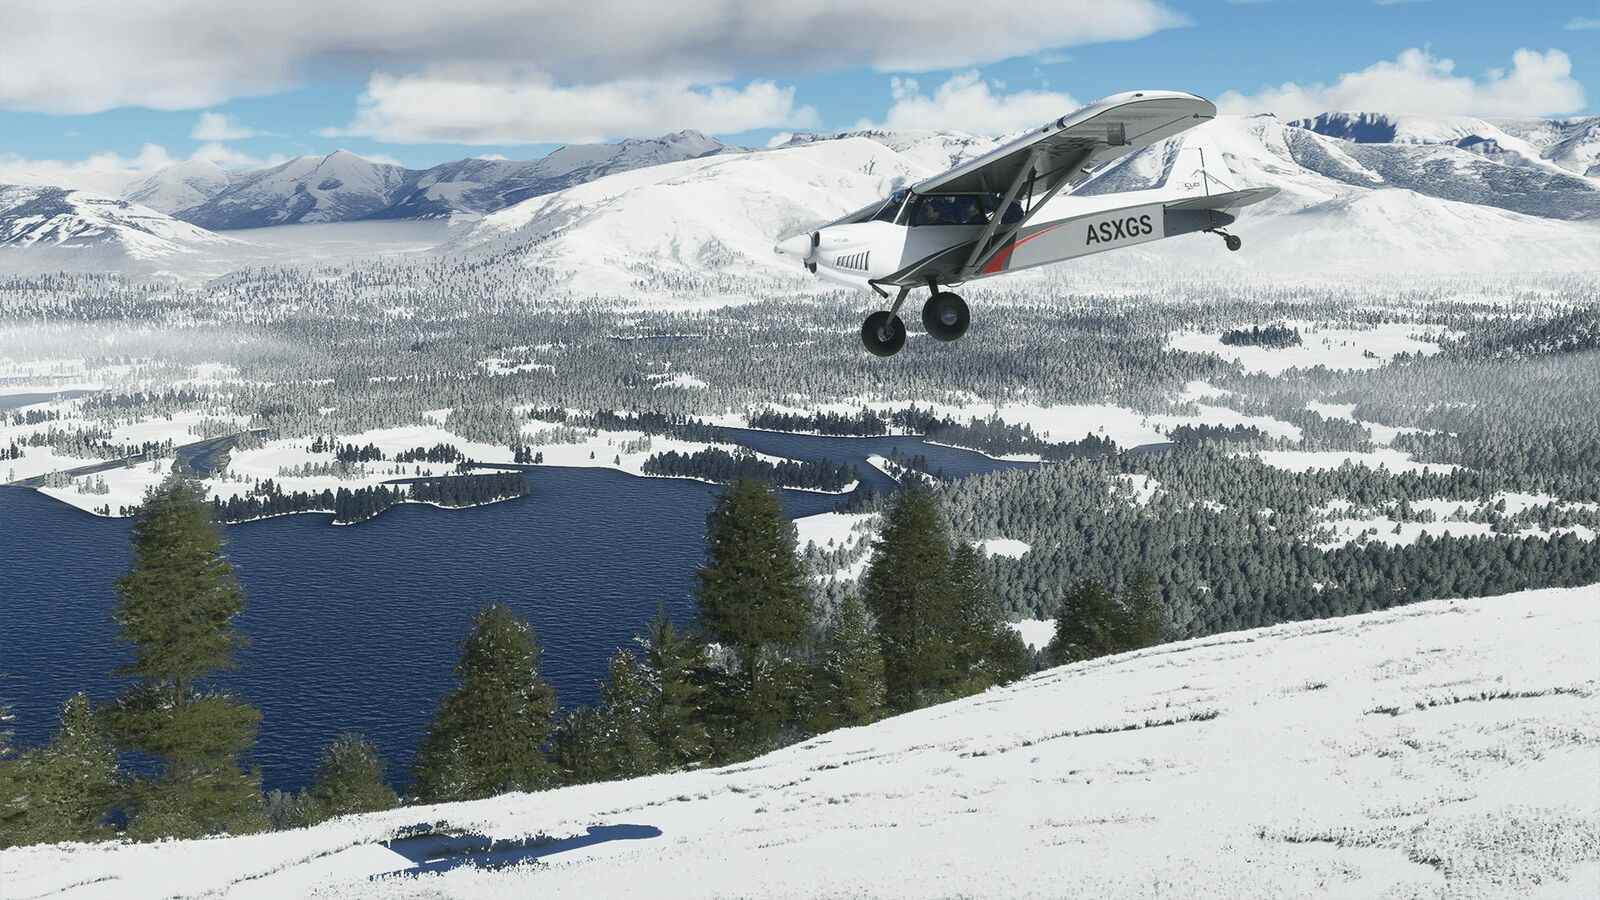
[191,112,257,141]
[0,1,1183,115]
[326,68,819,144]
[1218,48,1586,119]
[0,145,286,195]
[857,71,1079,136]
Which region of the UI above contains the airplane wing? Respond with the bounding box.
[912,91,1216,199]
[1164,186,1279,211]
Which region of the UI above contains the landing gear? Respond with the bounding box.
[1207,227,1242,252]
[859,281,967,356]
[861,310,907,357]
[921,292,970,342]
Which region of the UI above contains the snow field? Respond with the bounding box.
[10,586,1597,899]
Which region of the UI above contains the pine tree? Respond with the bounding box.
[412,603,557,802]
[298,733,398,825]
[948,541,1006,696]
[108,478,266,840]
[0,694,119,848]
[810,595,886,732]
[1120,569,1165,652]
[696,479,810,748]
[862,485,959,710]
[552,706,609,786]
[641,611,708,768]
[591,650,661,780]
[1047,580,1124,665]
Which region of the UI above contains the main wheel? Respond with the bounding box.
[1224,234,1242,252]
[921,292,970,342]
[861,311,907,357]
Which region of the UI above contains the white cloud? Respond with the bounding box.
[327,68,819,144]
[857,71,1079,136]
[0,145,286,195]
[0,144,176,195]
[1218,48,1586,119]
[1565,17,1600,31]
[0,1,1184,114]
[191,112,257,141]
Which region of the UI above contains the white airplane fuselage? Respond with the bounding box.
[778,194,1179,291]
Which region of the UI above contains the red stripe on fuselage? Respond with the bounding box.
[980,221,1065,274]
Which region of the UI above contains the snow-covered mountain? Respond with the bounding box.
[122,158,232,215]
[451,112,1599,293]
[176,151,412,230]
[126,133,736,231]
[9,586,1596,898]
[453,136,933,294]
[0,184,233,269]
[1288,112,1600,219]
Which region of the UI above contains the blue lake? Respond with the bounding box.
[0,430,1033,793]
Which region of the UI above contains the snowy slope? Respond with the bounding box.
[178,151,412,230]
[0,184,234,266]
[453,137,937,294]
[7,585,1596,898]
[1286,111,1600,219]
[456,114,1599,291]
[381,131,733,221]
[122,159,231,215]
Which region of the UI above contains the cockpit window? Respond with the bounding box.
[901,193,1025,227]
[909,194,986,227]
[871,189,908,223]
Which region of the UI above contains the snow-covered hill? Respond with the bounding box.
[453,137,934,295]
[0,184,234,269]
[7,586,1596,898]
[1288,112,1600,219]
[122,133,736,230]
[122,159,232,215]
[452,113,1599,293]
[177,151,413,230]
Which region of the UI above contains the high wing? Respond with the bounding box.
[911,90,1215,199]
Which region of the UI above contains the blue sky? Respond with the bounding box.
[0,0,1594,190]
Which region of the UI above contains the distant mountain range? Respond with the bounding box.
[120,131,732,230]
[0,185,234,266]
[2,113,1596,279]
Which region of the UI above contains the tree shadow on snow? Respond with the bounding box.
[376,823,663,877]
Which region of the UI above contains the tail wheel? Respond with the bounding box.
[921,292,970,342]
[1224,234,1242,252]
[861,311,907,357]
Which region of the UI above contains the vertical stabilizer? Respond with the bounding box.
[1161,139,1238,201]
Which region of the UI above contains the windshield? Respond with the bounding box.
[871,189,909,223]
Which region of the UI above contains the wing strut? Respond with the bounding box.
[957,147,1043,281]
[957,154,1082,281]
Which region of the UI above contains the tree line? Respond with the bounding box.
[206,473,529,524]
[2,475,1134,847]
[641,448,858,493]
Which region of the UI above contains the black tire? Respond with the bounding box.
[1224,234,1242,252]
[921,292,970,342]
[861,311,907,357]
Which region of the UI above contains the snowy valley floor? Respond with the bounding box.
[6,586,1599,899]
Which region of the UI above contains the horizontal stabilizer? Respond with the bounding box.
[1165,187,1278,211]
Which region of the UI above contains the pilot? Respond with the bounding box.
[954,197,980,225]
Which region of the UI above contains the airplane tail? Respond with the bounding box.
[1160,139,1277,211]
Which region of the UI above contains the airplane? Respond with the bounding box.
[772,90,1278,356]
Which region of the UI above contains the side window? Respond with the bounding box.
[910,195,985,227]
[980,194,1025,225]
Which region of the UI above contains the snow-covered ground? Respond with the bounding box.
[1007,617,1056,651]
[974,537,1030,559]
[1168,322,1449,377]
[9,585,1596,899]
[1255,448,1455,476]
